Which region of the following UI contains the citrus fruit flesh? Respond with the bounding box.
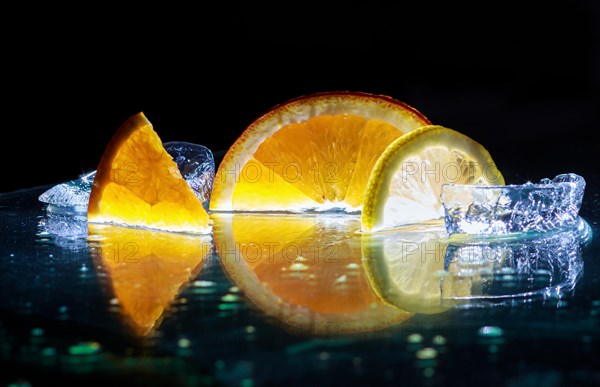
[88,112,211,234]
[212,213,412,335]
[89,224,212,336]
[362,125,504,232]
[210,92,431,213]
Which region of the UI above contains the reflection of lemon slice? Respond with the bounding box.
[89,224,212,336]
[88,112,210,234]
[362,125,504,232]
[362,226,459,314]
[210,92,431,212]
[212,213,412,335]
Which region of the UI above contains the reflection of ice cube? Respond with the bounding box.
[441,174,586,235]
[38,141,215,211]
[37,212,89,250]
[444,218,589,299]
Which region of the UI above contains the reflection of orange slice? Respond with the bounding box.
[212,213,412,336]
[89,224,212,336]
[88,112,210,234]
[210,92,430,212]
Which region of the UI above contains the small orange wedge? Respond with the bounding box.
[210,92,430,212]
[88,112,211,234]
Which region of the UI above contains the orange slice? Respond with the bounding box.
[210,92,430,212]
[212,213,412,336]
[88,112,210,234]
[89,224,212,336]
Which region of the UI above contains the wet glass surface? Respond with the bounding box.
[0,173,599,386]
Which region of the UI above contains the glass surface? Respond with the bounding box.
[0,172,598,386]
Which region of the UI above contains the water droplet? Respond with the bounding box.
[335,275,347,283]
[241,379,254,387]
[178,338,191,348]
[582,335,592,343]
[110,298,119,305]
[294,256,307,262]
[218,303,239,311]
[245,326,256,334]
[318,352,330,361]
[80,265,88,272]
[229,286,240,293]
[290,263,308,271]
[407,334,423,344]
[432,335,447,345]
[48,254,54,258]
[58,306,68,314]
[423,367,435,378]
[346,263,359,269]
[68,341,101,355]
[478,326,504,338]
[9,253,14,257]
[221,294,239,303]
[416,347,437,360]
[41,347,56,357]
[193,280,216,287]
[30,328,44,337]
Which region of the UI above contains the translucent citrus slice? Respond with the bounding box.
[361,125,504,232]
[89,224,212,336]
[88,112,210,234]
[212,213,412,335]
[210,92,430,212]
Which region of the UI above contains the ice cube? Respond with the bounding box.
[38,141,215,211]
[38,171,95,212]
[164,141,215,204]
[441,173,586,235]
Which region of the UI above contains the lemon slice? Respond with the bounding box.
[361,125,504,232]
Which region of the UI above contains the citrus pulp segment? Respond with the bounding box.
[88,112,211,234]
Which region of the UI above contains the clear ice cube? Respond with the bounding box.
[441,173,586,235]
[38,171,95,212]
[38,141,215,211]
[164,141,215,204]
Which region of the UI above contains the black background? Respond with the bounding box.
[2,1,598,193]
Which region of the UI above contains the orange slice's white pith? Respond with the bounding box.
[88,112,211,234]
[210,92,431,212]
